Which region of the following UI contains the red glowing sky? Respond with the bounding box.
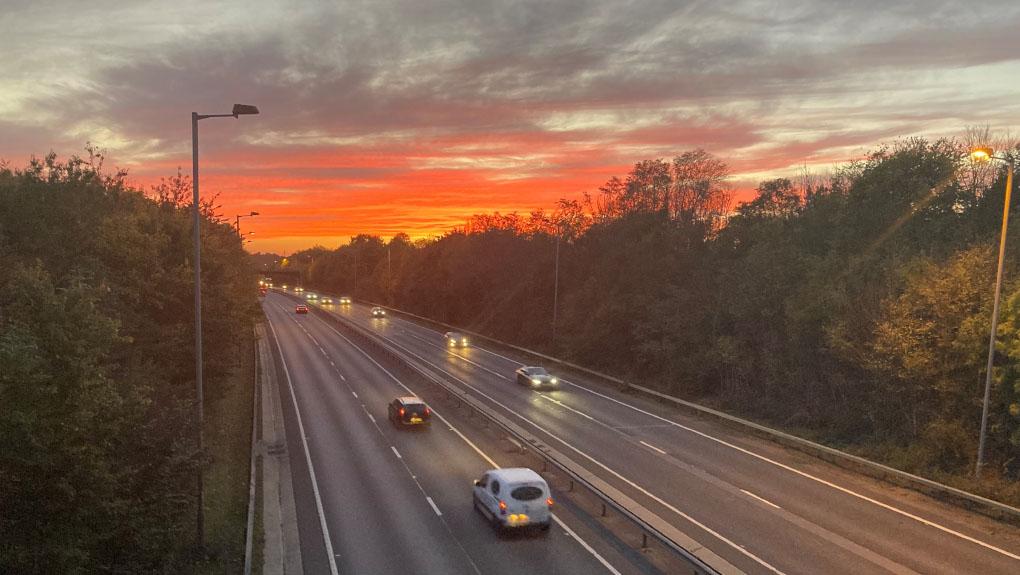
[4,1,1020,253]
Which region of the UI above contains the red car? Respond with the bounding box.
[295,305,309,314]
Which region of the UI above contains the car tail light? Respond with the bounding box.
[498,500,507,515]
[424,407,430,417]
[399,408,405,417]
[546,497,554,507]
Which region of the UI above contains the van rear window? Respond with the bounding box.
[511,486,543,501]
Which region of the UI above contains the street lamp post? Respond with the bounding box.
[552,233,560,342]
[971,146,1014,477]
[235,211,260,239]
[191,103,258,547]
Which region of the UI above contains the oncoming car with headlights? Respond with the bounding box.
[444,331,469,348]
[371,306,386,318]
[515,366,558,388]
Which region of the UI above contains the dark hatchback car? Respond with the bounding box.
[295,305,309,314]
[388,396,431,428]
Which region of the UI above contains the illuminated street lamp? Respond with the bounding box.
[970,146,1014,477]
[235,211,259,238]
[191,103,258,546]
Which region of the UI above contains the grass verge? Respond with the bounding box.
[197,333,256,574]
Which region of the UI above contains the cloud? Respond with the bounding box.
[3,0,1020,250]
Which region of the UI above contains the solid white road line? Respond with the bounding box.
[741,489,782,510]
[560,378,1020,562]
[426,496,443,516]
[536,393,597,421]
[639,440,667,455]
[266,315,340,575]
[307,312,623,574]
[382,309,1020,563]
[274,300,483,575]
[354,330,783,570]
[553,514,623,575]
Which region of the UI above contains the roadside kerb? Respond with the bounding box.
[256,318,305,574]
[243,325,259,575]
[291,295,729,575]
[351,297,1020,527]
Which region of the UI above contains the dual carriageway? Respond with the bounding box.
[262,290,1020,574]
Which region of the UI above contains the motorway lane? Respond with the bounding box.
[384,323,1012,574]
[314,297,1020,574]
[263,295,631,575]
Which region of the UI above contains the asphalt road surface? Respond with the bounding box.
[274,291,1020,575]
[263,294,648,575]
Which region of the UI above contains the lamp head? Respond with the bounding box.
[971,147,994,162]
[232,104,260,117]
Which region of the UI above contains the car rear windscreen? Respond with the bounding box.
[404,404,427,416]
[510,486,543,501]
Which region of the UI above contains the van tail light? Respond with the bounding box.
[498,500,507,515]
[546,497,554,507]
[424,407,431,417]
[399,408,405,417]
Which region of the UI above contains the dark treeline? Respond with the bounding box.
[0,151,256,573]
[288,140,1020,498]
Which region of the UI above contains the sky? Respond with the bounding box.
[3,0,1020,253]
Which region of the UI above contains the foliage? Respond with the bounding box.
[0,151,256,573]
[291,142,1020,490]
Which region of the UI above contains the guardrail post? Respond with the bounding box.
[601,503,606,517]
[642,533,648,549]
[568,479,574,492]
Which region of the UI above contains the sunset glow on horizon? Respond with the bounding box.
[4,1,1020,253]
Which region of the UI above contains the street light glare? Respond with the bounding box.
[971,147,994,161]
[232,104,259,117]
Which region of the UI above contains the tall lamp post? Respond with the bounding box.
[552,232,560,342]
[235,211,259,239]
[192,103,258,546]
[970,146,1014,477]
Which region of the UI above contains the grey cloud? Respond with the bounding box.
[5,0,1020,169]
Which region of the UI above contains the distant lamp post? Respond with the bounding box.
[191,103,259,547]
[235,211,260,239]
[552,232,560,342]
[970,146,1014,477]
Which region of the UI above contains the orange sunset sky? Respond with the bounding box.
[4,1,1020,253]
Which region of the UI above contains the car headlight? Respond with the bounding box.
[531,378,541,384]
[550,377,558,384]
[462,339,468,345]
